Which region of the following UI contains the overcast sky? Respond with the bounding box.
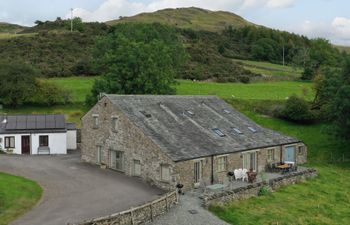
[1,0,349,45]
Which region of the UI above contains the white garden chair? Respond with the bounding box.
[242,169,248,182]
[234,169,242,180]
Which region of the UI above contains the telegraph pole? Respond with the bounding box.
[282,44,285,66]
[70,8,73,32]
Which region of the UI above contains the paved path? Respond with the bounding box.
[150,192,230,225]
[0,151,163,225]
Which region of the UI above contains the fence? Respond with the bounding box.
[69,191,177,225]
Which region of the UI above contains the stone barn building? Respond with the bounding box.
[81,95,307,191]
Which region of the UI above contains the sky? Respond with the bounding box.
[0,0,349,46]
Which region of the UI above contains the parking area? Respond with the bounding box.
[0,151,164,225]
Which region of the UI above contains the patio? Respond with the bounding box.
[200,166,317,207]
[203,166,310,193]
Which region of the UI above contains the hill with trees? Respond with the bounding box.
[0,7,347,82]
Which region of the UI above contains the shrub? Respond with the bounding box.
[31,80,72,106]
[258,186,271,196]
[279,95,315,123]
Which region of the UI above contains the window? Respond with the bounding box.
[96,146,102,164]
[4,136,15,148]
[92,114,99,129]
[248,127,257,133]
[298,146,305,155]
[212,128,225,137]
[39,136,49,147]
[233,128,243,134]
[110,150,124,171]
[161,164,171,181]
[186,110,195,116]
[112,117,118,132]
[267,148,275,161]
[243,152,257,172]
[217,156,227,172]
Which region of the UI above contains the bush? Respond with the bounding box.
[31,80,72,106]
[279,95,315,123]
[258,186,271,196]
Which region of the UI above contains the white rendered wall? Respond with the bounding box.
[0,132,67,155]
[67,130,77,150]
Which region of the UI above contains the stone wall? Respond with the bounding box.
[203,168,317,207]
[81,96,176,191]
[69,191,177,225]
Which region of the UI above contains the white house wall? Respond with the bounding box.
[0,132,67,155]
[67,130,77,150]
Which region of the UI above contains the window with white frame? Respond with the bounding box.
[217,156,227,172]
[267,148,275,161]
[92,114,99,129]
[161,164,171,181]
[4,136,15,148]
[39,135,49,147]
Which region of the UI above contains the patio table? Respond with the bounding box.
[276,164,291,173]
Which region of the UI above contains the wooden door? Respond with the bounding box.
[194,161,202,185]
[21,136,30,154]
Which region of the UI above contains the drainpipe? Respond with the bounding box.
[211,155,214,184]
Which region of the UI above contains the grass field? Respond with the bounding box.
[11,77,312,126]
[0,172,42,225]
[0,33,36,39]
[234,59,303,80]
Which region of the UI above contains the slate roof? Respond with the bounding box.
[0,114,69,134]
[105,95,300,162]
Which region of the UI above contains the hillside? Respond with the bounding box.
[0,22,26,33]
[107,7,254,32]
[335,45,350,53]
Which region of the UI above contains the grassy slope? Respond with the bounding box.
[0,22,26,33]
[234,59,303,80]
[0,172,42,225]
[334,45,350,53]
[107,7,253,32]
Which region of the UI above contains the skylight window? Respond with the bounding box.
[186,110,195,116]
[223,109,231,114]
[248,127,257,133]
[212,128,226,137]
[140,111,152,118]
[232,128,243,134]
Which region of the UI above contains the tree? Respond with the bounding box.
[279,95,315,123]
[0,61,38,107]
[86,23,187,105]
[251,38,280,62]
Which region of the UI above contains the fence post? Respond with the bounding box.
[130,208,135,225]
[150,203,154,222]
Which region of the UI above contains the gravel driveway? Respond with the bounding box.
[0,151,163,225]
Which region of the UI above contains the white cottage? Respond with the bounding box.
[0,114,77,155]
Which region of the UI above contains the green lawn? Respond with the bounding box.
[234,59,303,80]
[177,80,314,101]
[0,172,42,225]
[46,76,97,103]
[210,101,350,225]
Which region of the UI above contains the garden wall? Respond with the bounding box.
[203,168,317,207]
[69,191,177,225]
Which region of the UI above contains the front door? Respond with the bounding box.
[284,146,296,162]
[194,161,202,186]
[21,136,30,154]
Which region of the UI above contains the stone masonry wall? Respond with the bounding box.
[203,168,317,207]
[81,96,176,191]
[69,191,177,225]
